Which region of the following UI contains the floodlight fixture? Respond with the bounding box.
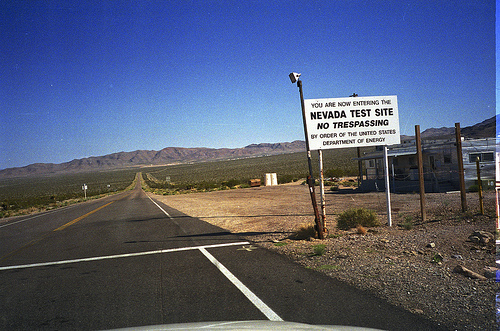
[289,72,301,84]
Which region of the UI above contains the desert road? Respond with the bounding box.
[0,180,446,330]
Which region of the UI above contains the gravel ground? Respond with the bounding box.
[149,182,498,330]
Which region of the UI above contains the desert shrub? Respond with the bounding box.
[222,179,241,188]
[278,174,303,184]
[400,215,414,230]
[337,208,380,230]
[325,168,345,178]
[340,179,358,187]
[197,181,218,191]
[290,223,317,240]
[312,244,326,256]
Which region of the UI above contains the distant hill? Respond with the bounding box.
[421,116,496,139]
[0,116,495,179]
[0,141,306,178]
[460,116,496,138]
[400,115,496,140]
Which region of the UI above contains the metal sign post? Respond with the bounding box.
[82,184,87,200]
[318,150,326,230]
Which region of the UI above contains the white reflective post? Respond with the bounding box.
[318,150,326,230]
[383,146,392,226]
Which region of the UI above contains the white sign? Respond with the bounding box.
[304,95,400,150]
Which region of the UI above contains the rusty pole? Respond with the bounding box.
[415,125,426,222]
[455,123,467,212]
[296,79,325,239]
[357,147,363,187]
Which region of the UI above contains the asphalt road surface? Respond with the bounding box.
[0,180,448,330]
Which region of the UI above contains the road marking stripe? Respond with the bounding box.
[54,201,115,231]
[199,247,283,322]
[0,198,125,262]
[0,233,52,262]
[146,195,173,219]
[145,192,282,320]
[1,200,114,261]
[0,241,250,271]
[0,191,133,230]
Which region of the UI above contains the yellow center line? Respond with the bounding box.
[54,201,115,231]
[0,200,116,263]
[53,191,132,232]
[0,233,51,262]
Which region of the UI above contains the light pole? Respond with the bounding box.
[289,73,325,239]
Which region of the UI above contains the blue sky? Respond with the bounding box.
[0,0,495,170]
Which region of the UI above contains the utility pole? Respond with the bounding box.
[290,73,325,239]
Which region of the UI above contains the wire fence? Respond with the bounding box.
[363,166,494,193]
[323,158,497,226]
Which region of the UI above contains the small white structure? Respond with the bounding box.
[265,173,278,186]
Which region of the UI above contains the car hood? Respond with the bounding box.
[108,320,384,330]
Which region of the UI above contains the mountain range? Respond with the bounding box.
[411,116,496,139]
[0,141,307,178]
[1,116,495,179]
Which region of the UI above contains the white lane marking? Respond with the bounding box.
[146,194,191,236]
[144,194,282,321]
[199,247,283,322]
[146,195,173,219]
[0,241,250,271]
